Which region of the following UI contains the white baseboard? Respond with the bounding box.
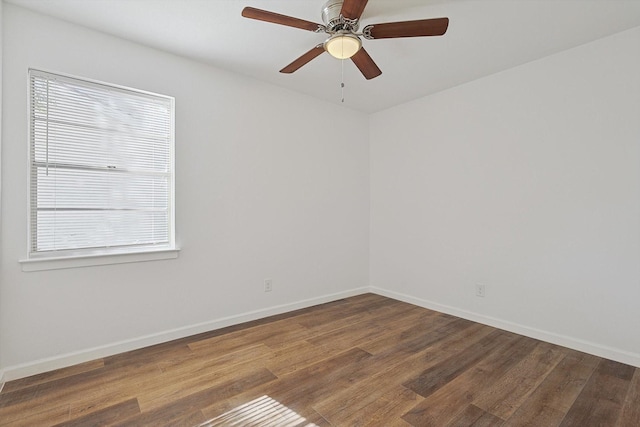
[4,285,637,384]
[371,286,640,368]
[2,287,369,382]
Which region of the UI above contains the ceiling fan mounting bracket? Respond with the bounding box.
[322,0,359,33]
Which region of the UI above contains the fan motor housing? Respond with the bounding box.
[322,0,359,32]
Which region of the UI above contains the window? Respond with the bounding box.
[27,69,175,262]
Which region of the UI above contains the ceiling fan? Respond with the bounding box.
[241,0,449,80]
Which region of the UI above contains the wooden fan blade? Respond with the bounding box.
[366,17,449,39]
[351,48,382,80]
[341,0,369,21]
[242,7,322,32]
[280,45,325,74]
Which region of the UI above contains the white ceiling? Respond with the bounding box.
[6,0,640,113]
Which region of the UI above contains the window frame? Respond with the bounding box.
[21,69,178,270]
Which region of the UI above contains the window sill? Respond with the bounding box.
[19,248,180,272]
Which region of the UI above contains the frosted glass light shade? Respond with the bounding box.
[324,34,362,59]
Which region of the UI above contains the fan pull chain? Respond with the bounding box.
[341,58,345,103]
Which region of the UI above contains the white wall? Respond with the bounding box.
[370,27,640,366]
[0,4,370,378]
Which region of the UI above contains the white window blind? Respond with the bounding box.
[28,69,175,258]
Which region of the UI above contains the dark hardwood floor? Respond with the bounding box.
[1,293,638,426]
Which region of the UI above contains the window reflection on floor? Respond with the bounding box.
[199,395,320,427]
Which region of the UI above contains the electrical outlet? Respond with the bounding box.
[264,279,273,292]
[476,284,485,297]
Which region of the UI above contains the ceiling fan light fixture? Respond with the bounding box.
[324,33,362,59]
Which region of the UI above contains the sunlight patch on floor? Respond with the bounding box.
[199,395,320,427]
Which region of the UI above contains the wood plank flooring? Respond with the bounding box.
[1,293,638,426]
